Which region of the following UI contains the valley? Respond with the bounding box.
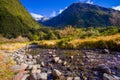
[0,0,120,80]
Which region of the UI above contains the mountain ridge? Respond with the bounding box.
[42,2,120,28]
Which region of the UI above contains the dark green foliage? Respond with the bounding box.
[57,38,73,48]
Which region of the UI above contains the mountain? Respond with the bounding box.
[30,13,49,22]
[0,0,42,38]
[30,13,44,21]
[42,3,120,28]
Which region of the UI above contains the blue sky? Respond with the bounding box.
[20,0,120,17]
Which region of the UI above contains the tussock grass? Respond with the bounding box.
[0,53,15,80]
[0,42,28,50]
[38,34,120,51]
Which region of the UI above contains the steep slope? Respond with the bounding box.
[42,3,120,28]
[0,0,42,38]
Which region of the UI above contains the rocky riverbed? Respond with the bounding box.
[11,45,120,80]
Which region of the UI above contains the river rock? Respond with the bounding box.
[97,64,111,74]
[36,64,41,69]
[102,49,110,54]
[103,73,120,80]
[32,69,41,74]
[52,54,56,58]
[53,57,60,62]
[66,77,73,80]
[32,65,38,70]
[27,54,33,59]
[21,74,30,80]
[11,63,28,72]
[52,69,62,78]
[31,73,38,80]
[37,72,47,80]
[48,51,53,54]
[11,65,21,72]
[70,56,74,59]
[58,59,62,64]
[74,77,81,80]
[63,61,67,66]
[41,61,45,67]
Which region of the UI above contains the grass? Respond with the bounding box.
[0,42,28,51]
[37,34,120,51]
[0,53,15,80]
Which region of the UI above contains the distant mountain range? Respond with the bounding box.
[41,3,120,28]
[30,13,49,22]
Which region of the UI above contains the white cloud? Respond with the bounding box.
[86,0,93,4]
[30,13,44,20]
[59,7,68,14]
[50,11,56,17]
[112,6,120,11]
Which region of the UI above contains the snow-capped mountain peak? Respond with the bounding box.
[30,13,44,21]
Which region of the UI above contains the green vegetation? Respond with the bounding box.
[31,26,120,40]
[0,0,43,39]
[35,26,120,51]
[0,54,15,80]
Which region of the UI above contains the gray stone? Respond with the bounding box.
[32,65,38,70]
[33,59,37,64]
[52,69,62,78]
[57,59,62,64]
[27,65,33,70]
[32,69,41,74]
[27,55,33,59]
[36,64,41,69]
[63,61,67,66]
[66,77,73,80]
[74,77,81,80]
[21,74,30,80]
[52,54,56,57]
[97,64,111,74]
[37,72,47,80]
[11,64,28,72]
[53,57,60,62]
[70,56,74,59]
[103,49,110,54]
[103,73,120,80]
[41,61,45,67]
[48,51,53,54]
[31,73,38,80]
